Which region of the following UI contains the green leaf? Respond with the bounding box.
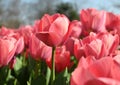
[27,56,36,73]
[31,75,46,85]
[54,68,70,85]
[46,67,51,85]
[0,66,9,84]
[6,78,20,85]
[13,57,23,75]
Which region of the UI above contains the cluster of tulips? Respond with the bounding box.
[1,8,120,85]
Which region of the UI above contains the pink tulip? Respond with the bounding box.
[74,32,102,60]
[105,12,120,32]
[92,10,106,32]
[84,39,106,59]
[74,32,119,60]
[106,14,120,44]
[0,36,18,67]
[97,32,119,56]
[29,34,52,61]
[71,56,120,85]
[74,38,85,60]
[0,27,25,55]
[80,8,106,36]
[64,37,76,56]
[0,26,16,36]
[36,13,72,47]
[46,46,71,72]
[18,25,35,47]
[69,20,82,38]
[111,55,120,81]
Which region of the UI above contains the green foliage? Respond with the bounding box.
[0,54,76,85]
[54,68,70,85]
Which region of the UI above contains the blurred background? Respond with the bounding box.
[0,0,120,28]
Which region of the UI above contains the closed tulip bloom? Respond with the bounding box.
[18,25,34,47]
[36,13,72,47]
[69,20,82,38]
[0,36,18,67]
[80,8,106,36]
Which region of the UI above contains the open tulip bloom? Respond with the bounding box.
[1,8,120,85]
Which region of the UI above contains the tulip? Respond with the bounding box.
[97,32,119,56]
[0,26,16,36]
[0,26,25,55]
[105,12,120,32]
[36,13,71,47]
[69,20,82,38]
[80,8,106,36]
[0,36,17,67]
[18,25,34,47]
[64,37,76,56]
[74,38,85,60]
[71,56,120,85]
[74,32,119,60]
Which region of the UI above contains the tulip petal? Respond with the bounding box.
[49,16,69,37]
[36,32,62,46]
[88,57,113,77]
[98,77,120,85]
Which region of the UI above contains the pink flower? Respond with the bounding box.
[71,56,120,85]
[69,20,82,38]
[105,12,120,32]
[84,38,106,59]
[0,26,16,36]
[36,13,71,47]
[80,8,106,36]
[29,34,52,61]
[74,32,119,60]
[74,38,85,60]
[46,46,71,72]
[0,36,18,67]
[0,27,25,55]
[105,12,120,42]
[97,32,119,55]
[18,25,34,47]
[64,37,76,56]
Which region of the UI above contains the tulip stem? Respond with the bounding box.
[51,47,55,85]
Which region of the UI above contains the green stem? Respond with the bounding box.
[51,47,55,85]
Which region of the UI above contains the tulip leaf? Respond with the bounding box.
[31,75,46,85]
[13,57,23,75]
[0,66,9,84]
[54,68,70,85]
[46,67,51,85]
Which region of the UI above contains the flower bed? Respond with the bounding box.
[0,8,120,85]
